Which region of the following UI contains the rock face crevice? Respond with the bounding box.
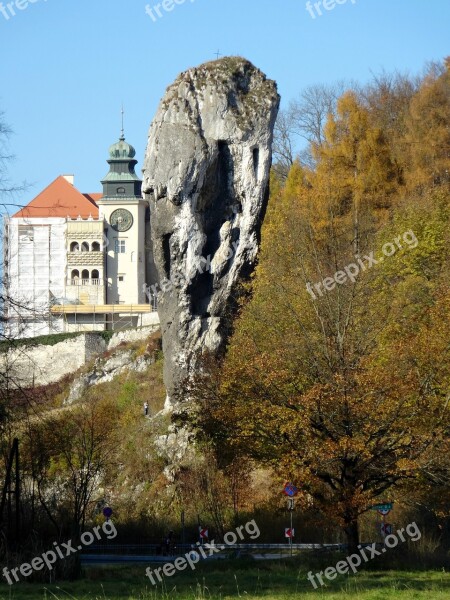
[142,57,280,405]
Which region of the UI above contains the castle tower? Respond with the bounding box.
[97,132,146,304]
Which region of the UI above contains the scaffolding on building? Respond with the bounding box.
[50,303,158,332]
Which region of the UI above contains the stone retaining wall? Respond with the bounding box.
[1,320,160,388]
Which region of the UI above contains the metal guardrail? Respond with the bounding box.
[80,543,354,564]
[82,542,348,555]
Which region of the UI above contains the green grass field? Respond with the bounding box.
[0,561,449,600]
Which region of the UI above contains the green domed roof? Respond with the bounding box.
[101,131,142,198]
[109,137,136,160]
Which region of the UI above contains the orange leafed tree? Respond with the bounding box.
[186,153,449,551]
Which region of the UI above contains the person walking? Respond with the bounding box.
[144,401,149,416]
[165,530,175,556]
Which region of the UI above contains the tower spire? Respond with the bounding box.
[120,104,125,141]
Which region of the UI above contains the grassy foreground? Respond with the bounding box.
[0,561,449,600]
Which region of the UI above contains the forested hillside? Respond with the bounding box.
[186,58,450,551]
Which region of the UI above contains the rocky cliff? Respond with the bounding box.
[142,56,280,405]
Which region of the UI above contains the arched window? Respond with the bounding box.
[81,269,89,283]
[92,269,100,283]
[71,269,79,283]
[81,242,89,252]
[92,241,101,252]
[70,242,79,252]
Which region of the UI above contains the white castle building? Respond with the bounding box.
[3,132,158,339]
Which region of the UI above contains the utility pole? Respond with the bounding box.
[290,505,293,558]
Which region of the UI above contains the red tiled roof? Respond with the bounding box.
[12,176,100,219]
[84,193,103,204]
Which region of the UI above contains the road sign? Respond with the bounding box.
[287,498,295,510]
[285,528,295,538]
[103,507,113,521]
[199,527,209,540]
[381,523,393,536]
[283,482,298,497]
[378,507,392,516]
[371,503,393,515]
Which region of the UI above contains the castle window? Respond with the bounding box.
[71,269,79,283]
[114,239,126,254]
[92,269,100,283]
[117,187,126,194]
[70,241,80,252]
[118,275,124,282]
[81,269,90,283]
[92,241,101,252]
[81,242,89,252]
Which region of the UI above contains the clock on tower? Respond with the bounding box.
[110,208,133,232]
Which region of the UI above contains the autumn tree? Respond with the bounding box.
[0,112,40,544]
[273,82,345,175]
[404,59,450,191]
[187,152,449,552]
[25,397,119,538]
[358,70,419,186]
[312,91,401,254]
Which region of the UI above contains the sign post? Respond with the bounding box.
[288,498,295,556]
[285,527,294,556]
[370,503,393,541]
[199,526,209,544]
[283,483,298,557]
[102,507,113,547]
[290,507,293,557]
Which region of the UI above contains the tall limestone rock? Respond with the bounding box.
[142,57,280,405]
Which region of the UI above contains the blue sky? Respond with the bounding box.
[1,0,449,210]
